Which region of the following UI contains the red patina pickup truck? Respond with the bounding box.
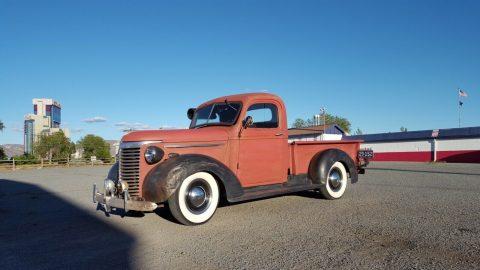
[94,93,371,225]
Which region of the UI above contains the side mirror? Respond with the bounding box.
[238,116,253,138]
[243,116,254,128]
[187,108,196,120]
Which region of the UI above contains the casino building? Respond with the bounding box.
[348,127,480,164]
[24,98,70,154]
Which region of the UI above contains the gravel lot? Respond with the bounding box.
[1,162,479,269]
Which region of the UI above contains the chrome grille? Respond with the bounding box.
[119,147,141,197]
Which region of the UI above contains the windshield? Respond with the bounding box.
[190,102,242,129]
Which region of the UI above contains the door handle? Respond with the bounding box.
[275,133,284,136]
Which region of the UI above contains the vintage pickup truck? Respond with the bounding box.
[94,93,372,225]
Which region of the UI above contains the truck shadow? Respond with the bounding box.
[153,204,182,224]
[224,190,324,206]
[95,202,181,225]
[0,179,136,269]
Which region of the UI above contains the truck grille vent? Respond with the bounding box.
[119,147,141,197]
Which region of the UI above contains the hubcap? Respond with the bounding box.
[188,186,207,208]
[185,179,211,214]
[328,168,343,191]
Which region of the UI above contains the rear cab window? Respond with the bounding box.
[246,103,279,128]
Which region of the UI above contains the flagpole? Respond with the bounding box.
[458,88,461,128]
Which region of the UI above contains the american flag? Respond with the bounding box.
[459,89,468,97]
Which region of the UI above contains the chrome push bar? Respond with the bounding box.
[93,183,158,212]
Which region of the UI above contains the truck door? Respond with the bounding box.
[237,102,289,187]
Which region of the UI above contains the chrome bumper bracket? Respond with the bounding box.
[92,184,157,213]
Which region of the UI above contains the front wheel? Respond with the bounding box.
[168,172,219,225]
[318,161,348,199]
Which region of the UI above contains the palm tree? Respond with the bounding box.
[0,120,4,132]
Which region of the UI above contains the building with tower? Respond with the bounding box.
[24,98,70,154]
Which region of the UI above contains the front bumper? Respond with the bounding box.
[93,184,158,212]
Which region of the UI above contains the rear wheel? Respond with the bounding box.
[318,161,348,199]
[168,172,219,225]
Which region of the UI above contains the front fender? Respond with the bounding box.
[142,154,244,203]
[107,162,119,182]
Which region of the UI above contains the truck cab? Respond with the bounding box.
[94,93,371,225]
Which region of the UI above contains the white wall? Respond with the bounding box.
[362,140,432,153]
[362,138,480,153]
[436,138,480,151]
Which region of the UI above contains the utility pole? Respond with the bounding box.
[320,107,326,133]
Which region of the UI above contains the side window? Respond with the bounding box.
[246,103,279,128]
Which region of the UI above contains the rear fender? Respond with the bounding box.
[142,154,244,203]
[308,149,358,185]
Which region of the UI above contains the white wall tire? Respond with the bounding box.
[318,162,348,200]
[168,172,219,225]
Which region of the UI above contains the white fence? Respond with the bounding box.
[0,157,116,171]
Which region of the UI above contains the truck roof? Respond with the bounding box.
[199,92,283,108]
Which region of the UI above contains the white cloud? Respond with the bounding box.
[114,121,128,127]
[9,122,23,133]
[70,128,84,133]
[115,122,151,131]
[237,89,270,93]
[159,125,187,129]
[83,116,107,123]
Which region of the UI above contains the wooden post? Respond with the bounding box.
[12,158,15,171]
[67,156,70,167]
[41,158,44,168]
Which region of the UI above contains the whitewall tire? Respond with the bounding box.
[318,162,348,200]
[168,172,219,225]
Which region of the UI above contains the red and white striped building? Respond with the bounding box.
[348,127,480,163]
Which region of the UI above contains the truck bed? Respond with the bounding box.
[288,140,362,175]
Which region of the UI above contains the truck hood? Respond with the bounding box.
[121,128,229,143]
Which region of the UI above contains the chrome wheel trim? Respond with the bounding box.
[185,179,212,214]
[328,168,344,192]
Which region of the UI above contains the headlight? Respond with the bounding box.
[104,179,116,195]
[144,146,164,165]
[118,180,129,193]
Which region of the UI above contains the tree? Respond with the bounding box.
[0,146,6,160]
[400,127,408,132]
[354,128,363,135]
[34,131,75,161]
[292,118,307,128]
[78,134,111,160]
[12,153,38,164]
[0,120,4,132]
[291,114,352,134]
[325,114,351,134]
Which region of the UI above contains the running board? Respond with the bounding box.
[228,183,321,203]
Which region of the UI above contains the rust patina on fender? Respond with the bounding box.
[142,154,244,203]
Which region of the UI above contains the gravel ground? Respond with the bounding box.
[1,162,479,269]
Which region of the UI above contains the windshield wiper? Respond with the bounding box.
[194,123,227,129]
[225,99,238,111]
[194,124,210,129]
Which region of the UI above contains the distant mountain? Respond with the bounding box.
[1,144,24,158]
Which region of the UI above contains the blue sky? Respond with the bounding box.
[1,0,479,144]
